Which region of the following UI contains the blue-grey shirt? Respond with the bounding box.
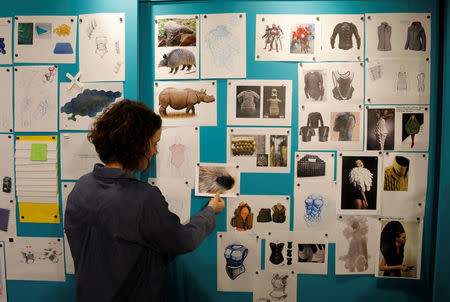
[64,164,216,302]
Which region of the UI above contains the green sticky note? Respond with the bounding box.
[30,143,47,161]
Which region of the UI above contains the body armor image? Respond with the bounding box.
[304,72,324,101]
[270,274,288,301]
[257,208,272,222]
[237,90,260,115]
[333,112,356,141]
[224,243,248,280]
[332,71,354,100]
[267,88,283,117]
[377,22,392,51]
[330,22,361,50]
[230,202,254,231]
[272,203,286,223]
[269,242,284,265]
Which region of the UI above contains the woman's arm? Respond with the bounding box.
[379,257,409,272]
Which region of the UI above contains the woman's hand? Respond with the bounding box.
[208,193,225,214]
[400,265,410,272]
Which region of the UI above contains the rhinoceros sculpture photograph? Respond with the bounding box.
[159,87,215,117]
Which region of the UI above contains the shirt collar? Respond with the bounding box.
[93,163,138,180]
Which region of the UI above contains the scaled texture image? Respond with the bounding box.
[61,89,122,121]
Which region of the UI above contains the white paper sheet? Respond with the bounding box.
[60,132,100,180]
[201,13,246,78]
[298,62,364,106]
[60,82,123,130]
[61,182,75,275]
[227,79,292,126]
[395,106,429,151]
[381,152,428,218]
[366,13,431,58]
[155,15,199,80]
[154,81,217,127]
[0,135,16,239]
[5,237,65,281]
[14,65,58,132]
[148,177,191,225]
[15,139,58,204]
[253,270,297,302]
[265,231,328,274]
[294,152,335,182]
[335,215,378,275]
[337,151,382,215]
[79,13,125,81]
[0,18,12,65]
[293,182,337,240]
[298,105,363,151]
[255,14,321,62]
[227,127,291,173]
[0,242,7,302]
[365,58,430,104]
[375,218,423,279]
[0,68,12,133]
[14,16,77,63]
[217,232,260,292]
[156,127,199,186]
[195,163,240,197]
[226,195,290,234]
[365,106,396,151]
[319,14,364,61]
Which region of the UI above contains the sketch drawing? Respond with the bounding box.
[158,19,196,47]
[158,87,215,117]
[339,216,370,272]
[198,166,235,194]
[0,38,5,54]
[206,25,239,71]
[60,89,122,121]
[43,66,56,82]
[158,48,196,74]
[87,19,97,39]
[20,247,62,265]
[262,24,284,52]
[304,194,325,227]
[95,36,108,58]
[290,23,315,54]
[417,72,425,93]
[270,274,288,300]
[224,242,248,280]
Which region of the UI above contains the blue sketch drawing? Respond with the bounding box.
[0,38,6,54]
[206,25,239,71]
[61,89,122,121]
[304,194,325,226]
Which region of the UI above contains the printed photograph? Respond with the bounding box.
[157,18,197,47]
[270,135,288,167]
[378,220,420,279]
[157,86,215,118]
[157,48,197,75]
[290,23,315,54]
[298,244,326,263]
[303,70,326,101]
[263,86,286,118]
[331,111,360,142]
[235,86,261,118]
[341,156,378,210]
[197,164,239,196]
[230,202,254,232]
[296,154,326,178]
[300,112,329,143]
[261,23,284,53]
[384,155,410,191]
[367,108,395,150]
[402,113,424,149]
[18,23,33,45]
[230,135,265,157]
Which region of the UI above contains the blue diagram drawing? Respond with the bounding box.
[206,25,239,71]
[61,89,122,121]
[304,194,325,227]
[0,38,6,54]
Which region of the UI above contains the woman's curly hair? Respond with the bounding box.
[88,99,162,171]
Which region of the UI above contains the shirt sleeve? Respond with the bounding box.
[138,186,216,255]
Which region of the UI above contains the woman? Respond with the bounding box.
[349,159,373,209]
[379,221,411,277]
[374,109,393,150]
[64,100,224,301]
[405,114,421,148]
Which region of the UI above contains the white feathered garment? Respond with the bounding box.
[349,167,373,192]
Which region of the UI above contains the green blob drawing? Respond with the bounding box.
[18,23,33,45]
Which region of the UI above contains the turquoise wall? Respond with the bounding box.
[0,0,138,301]
[432,0,450,300]
[140,1,443,301]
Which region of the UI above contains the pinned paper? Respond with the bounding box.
[30,143,47,161]
[18,203,60,223]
